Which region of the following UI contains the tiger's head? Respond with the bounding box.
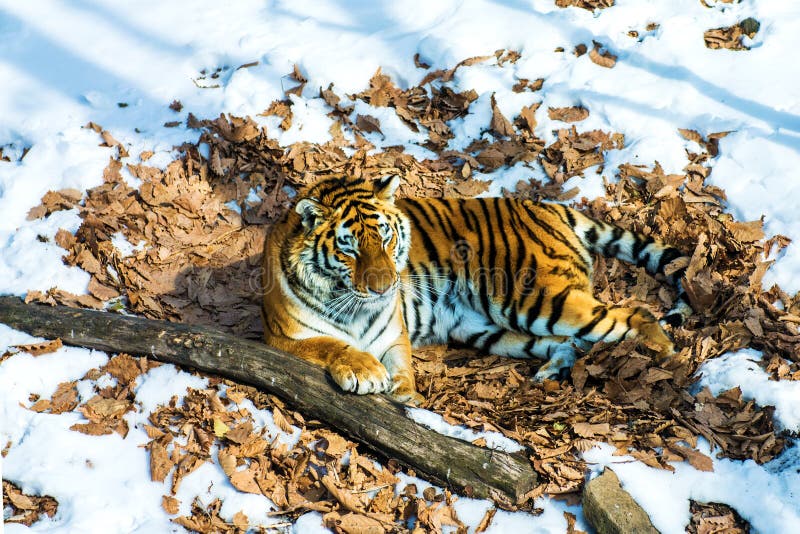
[287,175,411,306]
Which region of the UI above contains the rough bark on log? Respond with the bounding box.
[0,296,537,503]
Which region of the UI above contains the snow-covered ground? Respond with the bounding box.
[2,0,799,532]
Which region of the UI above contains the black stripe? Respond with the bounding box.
[481,330,506,352]
[585,226,599,245]
[600,318,617,340]
[465,331,484,347]
[509,303,520,331]
[401,199,441,265]
[602,227,624,257]
[575,306,609,339]
[523,338,536,355]
[513,206,589,274]
[466,203,491,316]
[419,264,438,343]
[656,247,682,274]
[492,199,515,314]
[427,199,461,244]
[477,199,498,283]
[522,203,588,263]
[286,309,327,335]
[457,200,476,232]
[366,315,392,346]
[562,205,577,227]
[327,187,372,206]
[632,234,654,259]
[359,308,384,337]
[546,288,572,334]
[526,290,545,331]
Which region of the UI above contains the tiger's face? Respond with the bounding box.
[290,176,411,305]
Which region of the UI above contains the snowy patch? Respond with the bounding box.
[134,364,209,416]
[584,441,800,534]
[0,209,90,296]
[406,407,523,453]
[110,232,147,257]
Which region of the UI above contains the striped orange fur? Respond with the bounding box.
[261,176,691,403]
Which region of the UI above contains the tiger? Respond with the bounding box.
[261,175,692,405]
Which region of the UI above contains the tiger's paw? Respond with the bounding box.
[636,318,676,359]
[389,383,425,406]
[329,354,390,395]
[533,346,576,382]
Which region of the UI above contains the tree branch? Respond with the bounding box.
[0,296,536,503]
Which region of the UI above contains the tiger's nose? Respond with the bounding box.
[365,272,395,296]
[368,285,390,296]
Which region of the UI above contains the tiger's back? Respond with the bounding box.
[398,197,689,378]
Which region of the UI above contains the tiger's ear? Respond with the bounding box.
[295,198,328,230]
[373,175,400,202]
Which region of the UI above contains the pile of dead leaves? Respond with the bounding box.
[20,52,800,531]
[688,500,751,534]
[704,18,760,51]
[555,0,614,11]
[25,352,158,438]
[2,480,58,526]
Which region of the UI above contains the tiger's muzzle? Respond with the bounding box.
[354,249,397,298]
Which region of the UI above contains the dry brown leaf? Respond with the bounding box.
[548,106,589,123]
[229,463,263,494]
[329,513,386,534]
[12,338,62,356]
[571,422,611,438]
[162,495,180,515]
[50,381,79,414]
[272,407,295,434]
[589,41,617,68]
[356,115,383,136]
[490,94,515,137]
[148,439,173,483]
[726,220,764,243]
[232,510,249,530]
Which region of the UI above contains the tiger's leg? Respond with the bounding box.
[447,311,578,380]
[532,288,675,357]
[380,338,424,406]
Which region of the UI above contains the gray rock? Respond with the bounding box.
[582,468,659,534]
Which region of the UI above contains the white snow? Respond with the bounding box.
[406,407,523,453]
[110,232,147,258]
[2,0,800,532]
[584,441,800,534]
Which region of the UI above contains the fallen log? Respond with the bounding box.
[0,296,536,503]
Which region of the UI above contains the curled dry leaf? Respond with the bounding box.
[588,41,617,68]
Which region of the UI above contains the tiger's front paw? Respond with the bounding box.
[329,353,390,395]
[390,384,425,406]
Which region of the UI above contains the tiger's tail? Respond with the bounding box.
[568,207,692,326]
